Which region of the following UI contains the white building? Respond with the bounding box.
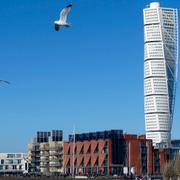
[0,153,28,174]
[143,2,178,146]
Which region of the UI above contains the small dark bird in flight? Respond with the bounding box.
[54,4,73,31]
[0,80,10,84]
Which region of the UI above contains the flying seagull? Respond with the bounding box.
[0,80,10,84]
[54,4,73,31]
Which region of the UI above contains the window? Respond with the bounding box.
[7,154,14,158]
[17,160,21,164]
[8,160,13,164]
[13,165,17,170]
[80,145,84,155]
[1,160,4,165]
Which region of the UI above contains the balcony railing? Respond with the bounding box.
[49,161,62,167]
[40,151,49,156]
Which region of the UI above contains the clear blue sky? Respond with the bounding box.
[0,0,179,152]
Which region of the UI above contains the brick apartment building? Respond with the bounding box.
[64,130,154,176]
[123,134,153,176]
[64,130,125,176]
[28,129,168,176]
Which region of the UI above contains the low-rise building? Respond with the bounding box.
[170,140,180,160]
[0,153,28,175]
[123,134,153,176]
[64,130,154,176]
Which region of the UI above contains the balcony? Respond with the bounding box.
[40,145,49,151]
[40,156,49,161]
[49,151,58,156]
[49,161,62,167]
[40,151,49,156]
[40,162,49,167]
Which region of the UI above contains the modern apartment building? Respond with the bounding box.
[64,130,154,176]
[28,130,63,175]
[64,130,125,176]
[28,129,169,176]
[0,153,28,175]
[143,2,178,146]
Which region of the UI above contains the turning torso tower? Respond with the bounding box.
[143,2,178,146]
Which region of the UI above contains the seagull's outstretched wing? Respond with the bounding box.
[59,4,72,23]
[0,80,10,84]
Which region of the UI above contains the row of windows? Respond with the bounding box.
[146,127,158,130]
[145,32,161,37]
[144,84,167,91]
[145,95,168,100]
[146,126,169,131]
[145,118,169,123]
[146,132,169,142]
[145,77,167,83]
[145,90,167,95]
[0,165,24,170]
[145,49,164,56]
[145,103,169,108]
[145,99,169,106]
[145,65,165,73]
[145,108,169,113]
[0,159,22,165]
[144,86,167,91]
[145,71,166,76]
[144,69,166,77]
[146,120,169,126]
[144,82,167,88]
[144,83,167,88]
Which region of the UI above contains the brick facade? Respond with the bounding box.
[63,131,154,176]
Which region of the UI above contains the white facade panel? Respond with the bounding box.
[144,9,160,25]
[145,42,164,59]
[144,78,168,95]
[144,60,166,78]
[144,95,169,113]
[144,25,162,42]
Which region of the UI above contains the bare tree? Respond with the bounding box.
[163,161,177,180]
[175,155,180,179]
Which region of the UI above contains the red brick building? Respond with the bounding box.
[153,147,170,175]
[63,130,155,176]
[123,134,153,176]
[64,139,112,175]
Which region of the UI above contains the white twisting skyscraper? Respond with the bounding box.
[143,2,178,146]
